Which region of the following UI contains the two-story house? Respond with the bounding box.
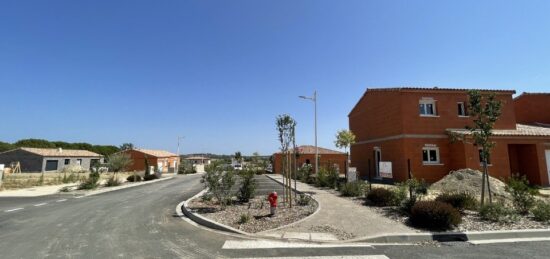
[349,87,550,186]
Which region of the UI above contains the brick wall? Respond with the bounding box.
[514,94,550,124]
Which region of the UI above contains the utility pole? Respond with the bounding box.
[299,90,318,175]
[176,136,184,175]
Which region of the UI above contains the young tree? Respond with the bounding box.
[107,153,133,173]
[467,90,502,205]
[334,129,356,179]
[276,114,297,207]
[119,143,134,151]
[234,151,242,163]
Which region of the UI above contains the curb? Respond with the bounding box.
[350,229,550,243]
[179,188,251,235]
[82,176,175,197]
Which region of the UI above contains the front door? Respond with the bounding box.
[546,150,550,184]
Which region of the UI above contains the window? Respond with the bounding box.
[422,147,440,164]
[45,160,59,171]
[64,159,70,165]
[91,159,100,167]
[419,99,437,116]
[457,102,468,116]
[479,150,491,165]
[76,159,82,165]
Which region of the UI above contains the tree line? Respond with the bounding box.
[0,138,121,157]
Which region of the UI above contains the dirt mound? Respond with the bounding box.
[431,168,511,201]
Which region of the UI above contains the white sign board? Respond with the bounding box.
[379,162,392,178]
[347,167,357,182]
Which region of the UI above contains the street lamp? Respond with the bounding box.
[176,136,184,175]
[299,90,318,175]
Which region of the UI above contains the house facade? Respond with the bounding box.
[514,93,550,126]
[183,156,211,173]
[0,147,103,173]
[349,87,550,186]
[119,148,179,173]
[273,145,347,175]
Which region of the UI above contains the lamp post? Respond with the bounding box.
[176,136,184,175]
[299,90,318,175]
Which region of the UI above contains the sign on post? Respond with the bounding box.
[347,167,357,182]
[379,162,393,178]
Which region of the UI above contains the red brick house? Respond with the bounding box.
[514,93,550,125]
[273,145,347,175]
[349,87,550,186]
[119,148,179,173]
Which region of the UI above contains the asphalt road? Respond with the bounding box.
[1,174,549,259]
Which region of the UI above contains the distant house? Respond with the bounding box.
[0,147,103,173]
[184,156,211,173]
[119,149,179,173]
[272,145,347,175]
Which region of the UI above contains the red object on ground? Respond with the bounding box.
[268,192,278,207]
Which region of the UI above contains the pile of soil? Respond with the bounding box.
[430,168,511,201]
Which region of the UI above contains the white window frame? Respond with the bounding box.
[422,146,441,164]
[457,102,468,117]
[419,98,437,117]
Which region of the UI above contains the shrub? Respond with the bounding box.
[202,162,236,208]
[126,174,142,182]
[59,186,71,192]
[238,170,256,202]
[405,178,429,198]
[105,176,121,187]
[400,197,417,214]
[339,181,367,197]
[178,160,197,174]
[506,175,537,215]
[201,192,213,202]
[238,213,250,224]
[143,174,159,181]
[410,201,462,230]
[392,183,408,206]
[78,172,100,190]
[316,167,339,189]
[435,192,478,211]
[479,203,518,223]
[366,188,395,207]
[532,201,550,222]
[296,193,312,206]
[107,153,133,172]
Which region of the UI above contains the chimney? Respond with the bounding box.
[58,148,63,153]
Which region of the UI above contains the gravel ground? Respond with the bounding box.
[188,196,318,233]
[307,224,355,240]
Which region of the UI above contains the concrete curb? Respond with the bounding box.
[82,176,175,197]
[349,229,550,243]
[179,188,251,235]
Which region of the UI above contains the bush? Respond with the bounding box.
[410,201,462,230]
[78,172,100,190]
[339,181,367,197]
[126,174,142,182]
[143,174,159,181]
[105,176,121,187]
[392,183,408,206]
[366,188,395,207]
[59,186,71,192]
[238,214,250,224]
[316,167,339,189]
[400,197,417,214]
[532,201,550,222]
[238,170,256,202]
[479,203,518,223]
[107,153,133,172]
[296,193,312,206]
[506,175,537,215]
[178,161,197,174]
[435,192,478,211]
[201,192,213,202]
[202,162,236,208]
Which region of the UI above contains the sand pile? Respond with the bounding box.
[431,168,511,201]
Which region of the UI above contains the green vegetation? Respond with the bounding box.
[1,138,120,157]
[296,193,313,206]
[435,192,478,211]
[478,202,518,223]
[505,175,537,215]
[78,171,101,190]
[107,153,133,172]
[202,162,236,208]
[237,170,256,202]
[143,174,159,181]
[126,174,142,182]
[410,201,462,230]
[0,141,15,152]
[532,201,550,222]
[59,186,71,192]
[178,160,196,174]
[338,181,367,197]
[316,166,339,189]
[238,213,250,224]
[105,176,122,187]
[366,188,396,207]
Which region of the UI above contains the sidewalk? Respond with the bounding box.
[261,174,417,241]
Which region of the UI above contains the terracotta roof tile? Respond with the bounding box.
[447,124,550,137]
[277,145,345,155]
[16,147,102,157]
[133,149,177,157]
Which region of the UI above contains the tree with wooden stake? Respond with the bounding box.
[451,90,502,206]
[276,114,296,208]
[334,129,356,181]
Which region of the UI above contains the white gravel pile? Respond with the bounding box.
[430,168,511,201]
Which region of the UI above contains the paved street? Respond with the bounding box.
[1,174,550,258]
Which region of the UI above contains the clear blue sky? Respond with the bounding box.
[1,1,550,155]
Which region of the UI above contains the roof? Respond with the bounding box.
[184,156,210,160]
[3,147,102,157]
[350,87,516,116]
[514,92,550,100]
[447,124,550,137]
[276,145,345,155]
[131,148,178,157]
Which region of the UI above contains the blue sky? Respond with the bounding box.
[1,1,550,155]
